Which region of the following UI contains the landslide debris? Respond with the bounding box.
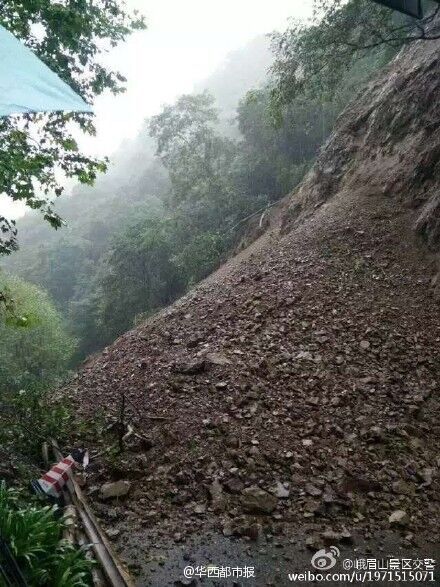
[65,34,440,581]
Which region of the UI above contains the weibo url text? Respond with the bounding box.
[288,570,436,583]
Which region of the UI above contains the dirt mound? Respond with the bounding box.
[66,37,440,584]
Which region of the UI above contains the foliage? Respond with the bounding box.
[236,88,332,196]
[0,0,145,254]
[269,0,410,114]
[96,212,185,345]
[0,273,74,458]
[173,231,227,284]
[150,92,240,213]
[0,273,75,392]
[0,482,94,586]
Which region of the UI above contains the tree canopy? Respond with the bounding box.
[0,0,145,255]
[269,0,440,115]
[0,273,75,393]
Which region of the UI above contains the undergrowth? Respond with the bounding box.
[0,482,94,586]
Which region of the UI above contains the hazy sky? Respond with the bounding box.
[0,0,313,219]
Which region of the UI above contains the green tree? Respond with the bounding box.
[0,273,75,393]
[236,88,334,198]
[96,211,185,344]
[0,0,145,255]
[150,92,238,211]
[269,0,416,113]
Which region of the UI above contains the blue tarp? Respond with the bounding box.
[0,24,93,117]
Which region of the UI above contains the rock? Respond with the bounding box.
[224,478,244,494]
[392,480,414,495]
[241,486,277,514]
[419,468,434,487]
[302,439,313,447]
[209,478,226,512]
[246,523,262,541]
[174,579,197,587]
[389,510,409,527]
[368,426,384,441]
[100,480,131,500]
[340,530,354,544]
[222,520,233,537]
[173,360,206,375]
[193,503,206,515]
[341,475,381,494]
[322,530,341,545]
[106,528,120,539]
[272,481,290,499]
[360,340,370,350]
[306,535,321,550]
[305,483,322,497]
[238,522,262,541]
[205,352,232,366]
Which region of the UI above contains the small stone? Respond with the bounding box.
[193,503,206,514]
[209,478,225,512]
[305,483,322,497]
[241,486,277,514]
[224,478,244,494]
[420,468,434,487]
[322,530,341,545]
[302,439,313,447]
[392,480,414,496]
[340,530,354,544]
[306,535,321,550]
[173,360,206,375]
[100,480,131,500]
[106,528,120,539]
[272,481,290,499]
[222,520,233,537]
[368,426,384,441]
[389,510,409,527]
[360,340,370,350]
[205,352,232,366]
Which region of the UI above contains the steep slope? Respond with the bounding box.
[67,37,440,584]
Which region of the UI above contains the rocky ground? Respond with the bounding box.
[66,186,440,585]
[64,35,440,586]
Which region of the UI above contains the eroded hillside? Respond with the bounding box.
[66,35,440,585]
